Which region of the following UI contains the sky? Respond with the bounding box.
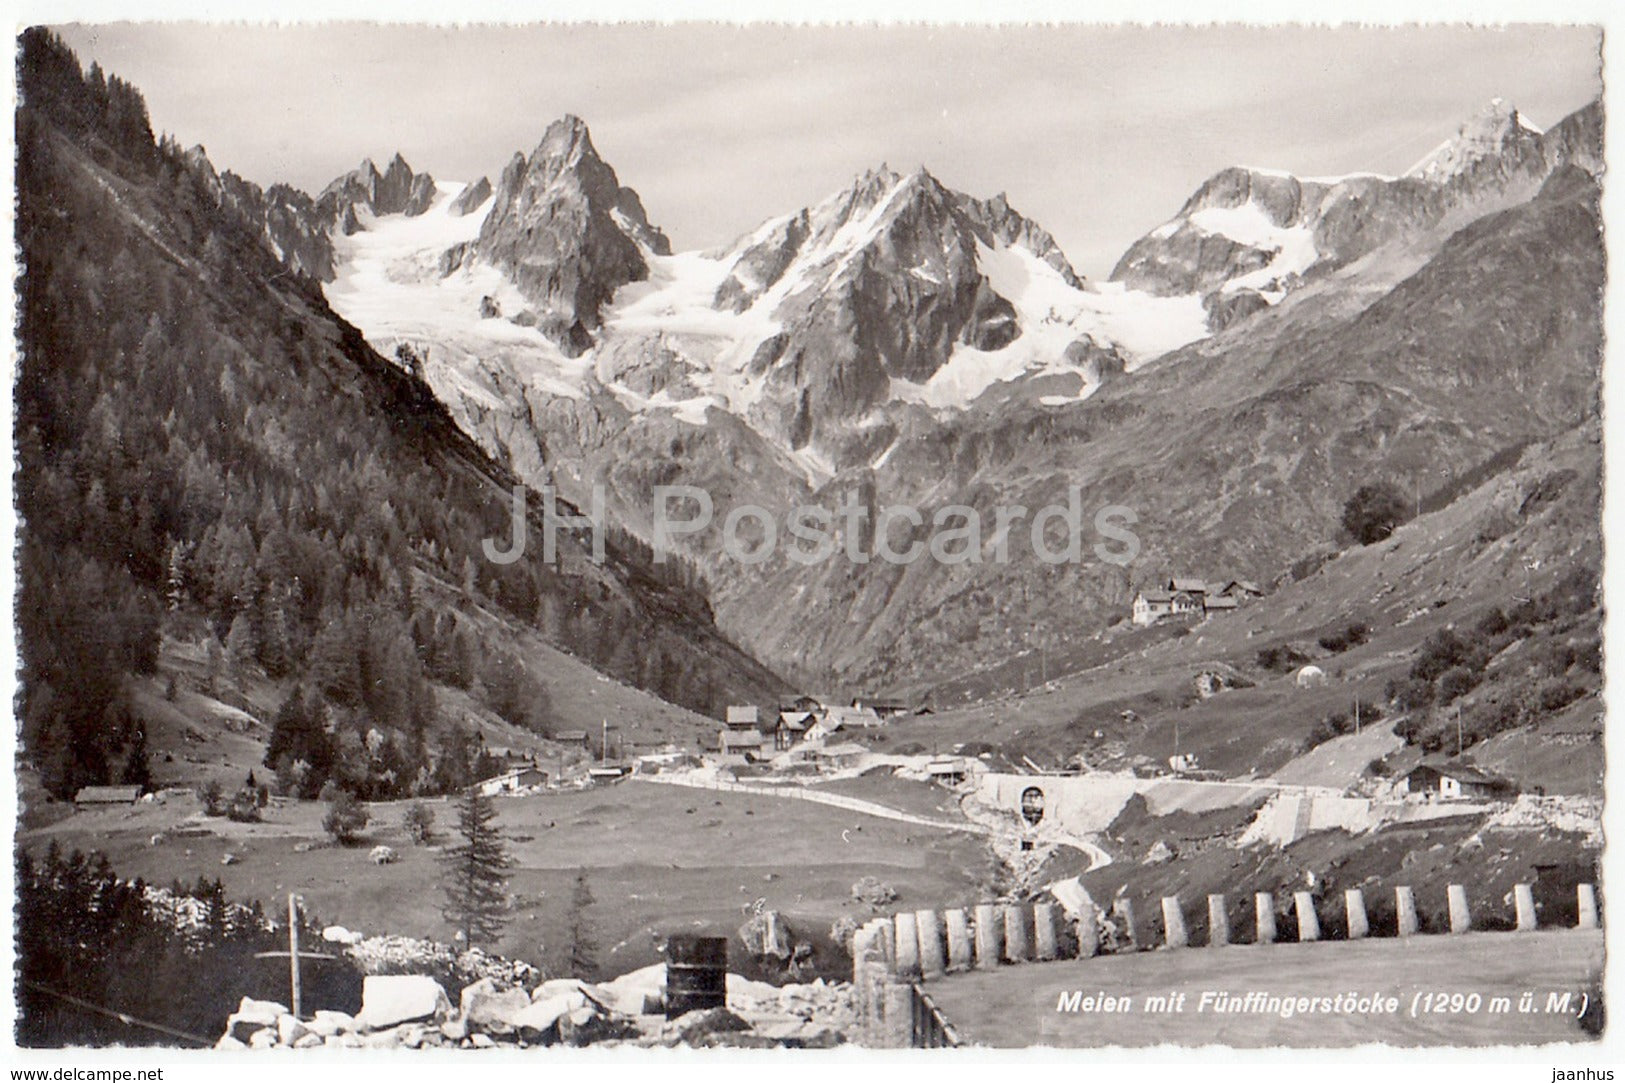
[52,23,1603,278]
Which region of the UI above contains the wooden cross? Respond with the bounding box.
[252,894,337,1019]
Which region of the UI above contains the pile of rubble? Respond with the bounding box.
[217,968,857,1049]
[1485,794,1603,846]
[341,932,540,988]
[141,885,272,944]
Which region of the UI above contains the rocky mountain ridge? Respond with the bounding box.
[1111,99,1603,303]
[250,94,1604,690]
[444,115,671,355]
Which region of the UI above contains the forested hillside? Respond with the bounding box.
[14,29,785,802]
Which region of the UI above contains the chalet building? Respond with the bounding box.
[926,759,968,786]
[718,728,766,760]
[1212,580,1264,601]
[74,785,141,807]
[1404,764,1515,801]
[853,697,910,720]
[476,766,548,798]
[554,730,590,748]
[725,705,761,730]
[775,710,813,750]
[1131,576,1262,626]
[812,742,868,768]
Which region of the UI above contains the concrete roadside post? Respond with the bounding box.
[1513,884,1537,932]
[881,981,913,1049]
[916,909,946,979]
[1254,892,1277,944]
[1076,898,1101,959]
[973,903,1001,969]
[1446,884,1471,934]
[1161,896,1188,949]
[853,920,892,1046]
[1395,886,1420,937]
[1345,889,1369,940]
[1294,891,1320,941]
[1207,894,1229,947]
[893,911,922,979]
[1577,884,1600,930]
[1033,903,1059,962]
[1004,904,1032,963]
[1112,898,1139,951]
[944,908,973,971]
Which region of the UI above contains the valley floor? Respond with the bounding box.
[19,779,995,983]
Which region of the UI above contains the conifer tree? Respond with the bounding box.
[566,871,599,980]
[440,788,510,948]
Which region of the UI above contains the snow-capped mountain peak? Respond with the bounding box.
[1406,97,1544,182]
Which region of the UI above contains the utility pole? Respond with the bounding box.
[1354,697,1361,736]
[601,718,608,763]
[1456,704,1463,757]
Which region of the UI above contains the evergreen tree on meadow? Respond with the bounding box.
[440,788,511,948]
[566,871,599,980]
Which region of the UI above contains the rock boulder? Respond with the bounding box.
[356,974,452,1031]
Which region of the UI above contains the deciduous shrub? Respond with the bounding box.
[1437,666,1480,704]
[1256,645,1309,672]
[403,801,435,844]
[323,788,369,845]
[1475,607,1510,638]
[1341,482,1409,545]
[1536,680,1586,714]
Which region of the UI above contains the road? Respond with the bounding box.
[925,928,1603,1047]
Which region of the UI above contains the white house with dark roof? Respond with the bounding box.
[1133,575,1261,625]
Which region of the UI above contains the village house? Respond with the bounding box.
[1131,576,1261,626]
[718,728,766,761]
[1212,579,1264,601]
[926,758,968,786]
[825,704,883,730]
[775,710,813,750]
[812,741,868,769]
[725,705,761,730]
[475,765,548,798]
[1404,764,1515,801]
[852,696,910,720]
[553,730,590,749]
[74,785,141,807]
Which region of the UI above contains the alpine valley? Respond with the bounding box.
[13,28,1608,1046]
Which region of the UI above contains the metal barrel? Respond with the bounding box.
[664,935,728,1018]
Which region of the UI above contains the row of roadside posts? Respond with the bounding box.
[852,882,1601,1047]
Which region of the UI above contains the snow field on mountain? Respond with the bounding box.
[892,238,1209,409]
[327,183,592,406]
[1187,202,1320,295]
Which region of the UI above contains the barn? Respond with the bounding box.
[1404,764,1514,801]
